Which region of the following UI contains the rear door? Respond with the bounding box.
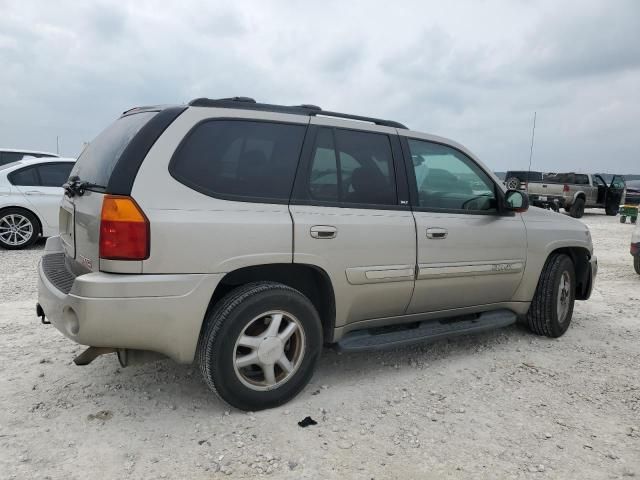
[290,121,416,328]
[401,135,526,313]
[64,110,161,273]
[607,175,626,208]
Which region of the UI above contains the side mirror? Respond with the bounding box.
[504,189,529,213]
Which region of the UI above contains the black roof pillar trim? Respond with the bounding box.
[107,106,187,195]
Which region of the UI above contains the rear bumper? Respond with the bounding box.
[37,237,223,363]
[530,194,566,209]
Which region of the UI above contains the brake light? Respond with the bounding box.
[632,243,639,256]
[563,184,570,192]
[99,195,149,260]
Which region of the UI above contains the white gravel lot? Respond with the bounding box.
[1,210,639,479]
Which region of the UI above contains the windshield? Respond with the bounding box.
[70,111,157,187]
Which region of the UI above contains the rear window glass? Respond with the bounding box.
[70,112,157,187]
[505,171,543,182]
[38,162,74,187]
[9,166,39,186]
[170,120,306,202]
[544,173,575,184]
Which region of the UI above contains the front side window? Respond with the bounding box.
[408,139,497,212]
[307,127,397,206]
[170,120,306,201]
[8,166,39,186]
[38,163,74,187]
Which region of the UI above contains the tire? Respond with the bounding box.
[605,204,618,216]
[569,198,585,218]
[505,177,521,190]
[620,216,627,224]
[0,208,39,249]
[631,217,637,224]
[198,282,323,411]
[635,255,640,275]
[527,253,576,338]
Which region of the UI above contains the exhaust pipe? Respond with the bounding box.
[117,349,165,367]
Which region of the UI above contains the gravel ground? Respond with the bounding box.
[1,210,639,479]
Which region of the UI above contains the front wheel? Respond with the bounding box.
[527,253,576,338]
[605,204,618,216]
[620,216,627,224]
[198,282,323,411]
[635,255,640,275]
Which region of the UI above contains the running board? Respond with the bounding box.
[336,310,517,352]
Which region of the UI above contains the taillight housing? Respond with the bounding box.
[99,195,149,260]
[632,243,639,256]
[563,184,570,193]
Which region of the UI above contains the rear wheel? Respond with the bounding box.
[527,254,575,338]
[635,255,640,275]
[631,217,637,224]
[505,177,521,190]
[0,208,39,249]
[569,198,585,218]
[620,216,627,224]
[198,282,323,411]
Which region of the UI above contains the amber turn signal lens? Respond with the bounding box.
[99,195,149,260]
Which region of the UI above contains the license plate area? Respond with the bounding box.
[538,195,547,201]
[59,197,75,258]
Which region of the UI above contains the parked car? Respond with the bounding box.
[632,222,640,274]
[504,170,545,190]
[0,148,58,167]
[0,157,75,249]
[37,98,597,410]
[527,172,626,218]
[625,180,640,206]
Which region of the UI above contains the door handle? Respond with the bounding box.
[426,227,448,239]
[310,225,337,239]
[24,190,42,195]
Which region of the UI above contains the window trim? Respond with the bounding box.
[168,117,310,205]
[399,136,509,216]
[290,125,410,211]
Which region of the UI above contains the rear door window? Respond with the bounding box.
[8,166,39,186]
[37,162,74,187]
[70,111,157,188]
[307,127,397,206]
[0,152,26,166]
[170,120,307,202]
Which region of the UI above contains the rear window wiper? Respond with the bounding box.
[63,176,107,197]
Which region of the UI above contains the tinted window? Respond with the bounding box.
[307,128,396,206]
[70,111,157,187]
[170,120,306,201]
[37,163,74,187]
[8,166,39,186]
[593,176,606,187]
[575,174,589,185]
[544,173,575,184]
[505,171,543,182]
[408,139,496,212]
[0,152,25,166]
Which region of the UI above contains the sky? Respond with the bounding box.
[1,0,639,173]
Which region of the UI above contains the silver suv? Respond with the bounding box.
[37,97,597,410]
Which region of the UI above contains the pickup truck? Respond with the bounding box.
[527,172,626,218]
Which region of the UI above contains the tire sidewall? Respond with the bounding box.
[204,287,322,411]
[0,209,39,249]
[548,256,576,337]
[634,255,640,275]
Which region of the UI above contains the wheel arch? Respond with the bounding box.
[0,205,43,236]
[547,246,592,300]
[573,191,586,202]
[203,263,336,344]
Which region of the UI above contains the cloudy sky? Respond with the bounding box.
[1,0,638,173]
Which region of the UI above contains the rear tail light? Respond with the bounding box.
[632,243,639,256]
[99,195,149,260]
[563,184,570,193]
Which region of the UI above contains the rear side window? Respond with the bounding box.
[170,120,306,202]
[307,127,397,206]
[575,174,589,185]
[70,112,157,187]
[1,152,26,166]
[38,163,74,187]
[8,166,39,186]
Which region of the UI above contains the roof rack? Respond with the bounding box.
[188,97,408,129]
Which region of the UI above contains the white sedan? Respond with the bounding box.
[0,157,75,249]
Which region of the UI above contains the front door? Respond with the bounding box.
[401,136,527,313]
[290,123,416,327]
[607,175,626,208]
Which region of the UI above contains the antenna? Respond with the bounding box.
[526,112,537,192]
[56,136,60,155]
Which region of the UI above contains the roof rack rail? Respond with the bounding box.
[187,97,408,129]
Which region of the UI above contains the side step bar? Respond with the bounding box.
[336,310,517,352]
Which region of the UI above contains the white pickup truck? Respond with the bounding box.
[526,172,626,218]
